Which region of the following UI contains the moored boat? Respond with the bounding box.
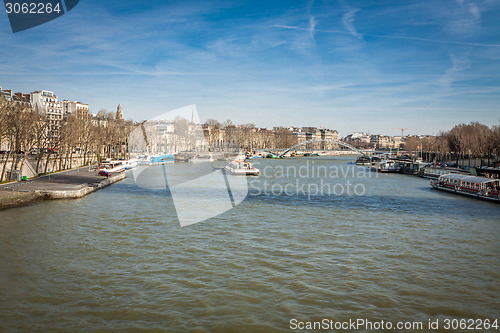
[370,160,399,172]
[98,160,125,173]
[137,154,175,165]
[356,155,381,166]
[430,173,500,202]
[246,153,264,159]
[422,166,463,179]
[266,153,280,159]
[124,159,138,170]
[150,154,175,165]
[355,156,371,165]
[224,160,260,176]
[190,154,214,163]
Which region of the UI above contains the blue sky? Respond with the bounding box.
[1,0,500,136]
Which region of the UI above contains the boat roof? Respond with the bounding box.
[439,173,499,184]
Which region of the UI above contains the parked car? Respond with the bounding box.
[98,170,110,177]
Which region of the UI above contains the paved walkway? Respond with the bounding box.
[0,167,116,210]
[0,167,108,192]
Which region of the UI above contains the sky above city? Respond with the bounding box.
[1,0,500,136]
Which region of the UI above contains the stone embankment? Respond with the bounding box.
[0,167,125,210]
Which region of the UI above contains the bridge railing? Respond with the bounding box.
[274,139,366,157]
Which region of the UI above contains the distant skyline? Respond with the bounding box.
[1,0,500,137]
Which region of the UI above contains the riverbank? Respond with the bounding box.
[0,168,125,211]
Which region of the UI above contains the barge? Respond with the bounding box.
[430,173,500,202]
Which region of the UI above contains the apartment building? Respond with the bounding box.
[61,100,89,117]
[30,90,63,139]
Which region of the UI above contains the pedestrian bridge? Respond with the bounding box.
[268,139,367,158]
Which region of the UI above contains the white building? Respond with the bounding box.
[61,100,89,117]
[0,86,13,101]
[30,90,63,139]
[344,132,371,143]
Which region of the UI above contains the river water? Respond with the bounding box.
[0,156,498,332]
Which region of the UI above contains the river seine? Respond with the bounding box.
[0,156,498,332]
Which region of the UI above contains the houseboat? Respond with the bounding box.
[422,166,463,179]
[355,156,371,165]
[137,154,175,165]
[124,159,138,170]
[190,154,214,163]
[224,160,260,176]
[356,155,380,166]
[370,160,399,173]
[430,173,500,202]
[98,160,125,173]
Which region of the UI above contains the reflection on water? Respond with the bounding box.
[0,157,499,332]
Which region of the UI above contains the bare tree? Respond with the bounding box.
[274,127,297,148]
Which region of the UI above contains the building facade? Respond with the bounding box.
[30,90,63,139]
[61,100,89,117]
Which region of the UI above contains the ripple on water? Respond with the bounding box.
[0,159,499,331]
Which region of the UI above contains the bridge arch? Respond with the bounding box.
[277,139,366,158]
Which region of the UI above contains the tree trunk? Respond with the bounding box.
[0,150,12,182]
[44,153,52,174]
[35,153,42,174]
[59,152,63,171]
[83,146,88,165]
[10,154,20,180]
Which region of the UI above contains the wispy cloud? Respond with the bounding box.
[432,52,472,104]
[308,15,317,39]
[446,0,482,35]
[269,25,500,48]
[363,34,500,48]
[439,53,471,88]
[306,0,316,39]
[342,8,362,39]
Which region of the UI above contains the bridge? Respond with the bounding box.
[269,139,367,158]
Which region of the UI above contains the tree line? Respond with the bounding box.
[404,122,500,165]
[0,99,135,182]
[203,119,297,151]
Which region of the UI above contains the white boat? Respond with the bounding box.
[431,173,500,202]
[190,154,214,163]
[124,159,138,170]
[136,154,175,165]
[99,160,125,173]
[370,160,399,172]
[224,160,260,176]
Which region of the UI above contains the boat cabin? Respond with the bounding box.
[437,173,500,193]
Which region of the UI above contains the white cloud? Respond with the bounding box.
[342,8,362,39]
[309,15,317,39]
[446,0,482,35]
